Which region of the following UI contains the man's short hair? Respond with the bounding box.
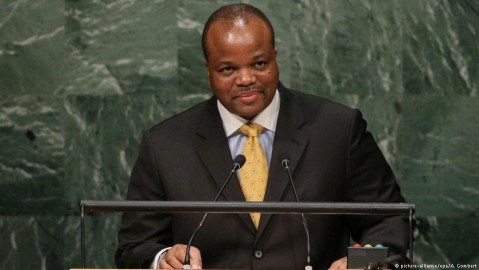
[201,3,276,60]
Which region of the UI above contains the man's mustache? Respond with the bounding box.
[235,86,265,92]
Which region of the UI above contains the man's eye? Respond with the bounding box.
[255,61,266,69]
[219,67,234,74]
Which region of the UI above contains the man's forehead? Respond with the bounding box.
[209,17,265,35]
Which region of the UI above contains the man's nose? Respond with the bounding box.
[235,68,256,86]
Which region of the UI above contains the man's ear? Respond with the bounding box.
[203,59,209,71]
[203,59,211,86]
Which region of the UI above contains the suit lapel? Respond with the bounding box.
[257,87,309,237]
[194,98,257,233]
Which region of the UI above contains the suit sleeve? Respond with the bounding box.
[115,131,172,268]
[344,109,411,255]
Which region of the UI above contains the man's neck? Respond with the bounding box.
[217,89,280,137]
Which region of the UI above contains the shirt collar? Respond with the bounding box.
[217,89,280,137]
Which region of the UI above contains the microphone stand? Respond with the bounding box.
[282,158,312,270]
[183,155,245,269]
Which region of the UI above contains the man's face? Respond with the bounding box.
[204,18,279,120]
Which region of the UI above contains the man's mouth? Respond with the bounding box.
[236,91,262,103]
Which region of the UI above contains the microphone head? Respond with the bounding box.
[280,153,290,168]
[281,158,290,168]
[233,154,246,169]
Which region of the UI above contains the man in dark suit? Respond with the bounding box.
[115,3,410,270]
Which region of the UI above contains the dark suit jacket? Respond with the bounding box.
[115,84,410,269]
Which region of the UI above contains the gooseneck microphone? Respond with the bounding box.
[281,157,313,270]
[183,154,246,269]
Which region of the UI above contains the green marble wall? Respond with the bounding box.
[1,0,478,269]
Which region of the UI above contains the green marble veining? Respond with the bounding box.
[0,216,65,269]
[0,0,67,95]
[0,96,65,215]
[63,94,177,211]
[0,0,478,269]
[398,97,479,217]
[63,0,178,95]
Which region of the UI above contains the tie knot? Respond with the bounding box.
[239,122,264,137]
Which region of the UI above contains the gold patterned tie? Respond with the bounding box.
[239,122,269,229]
